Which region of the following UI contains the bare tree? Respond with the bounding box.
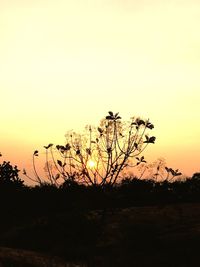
[24,111,156,186]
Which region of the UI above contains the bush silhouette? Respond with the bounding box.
[0,161,24,188]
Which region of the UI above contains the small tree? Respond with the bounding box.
[0,160,24,187]
[25,112,156,186]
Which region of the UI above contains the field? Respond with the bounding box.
[1,202,200,267]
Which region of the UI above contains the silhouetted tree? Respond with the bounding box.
[25,111,155,186]
[0,160,24,187]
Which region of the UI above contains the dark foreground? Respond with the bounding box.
[1,202,200,267]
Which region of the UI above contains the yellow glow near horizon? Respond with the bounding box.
[0,0,200,178]
[87,159,96,169]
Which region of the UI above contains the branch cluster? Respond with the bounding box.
[24,112,156,187]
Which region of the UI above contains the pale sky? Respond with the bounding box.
[0,0,200,179]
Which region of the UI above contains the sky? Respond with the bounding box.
[0,0,200,180]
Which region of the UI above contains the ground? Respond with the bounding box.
[1,202,200,266]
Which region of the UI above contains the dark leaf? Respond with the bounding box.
[58,145,66,153]
[65,143,71,150]
[44,143,53,149]
[134,143,138,149]
[57,160,63,167]
[86,148,91,155]
[137,119,145,126]
[171,169,176,176]
[108,111,114,116]
[146,122,154,129]
[98,127,103,133]
[144,136,156,144]
[106,115,113,120]
[149,136,156,143]
[165,167,170,172]
[76,149,80,155]
[34,150,39,156]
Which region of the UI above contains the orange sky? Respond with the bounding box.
[0,0,200,180]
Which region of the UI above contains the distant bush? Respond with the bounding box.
[0,161,24,189]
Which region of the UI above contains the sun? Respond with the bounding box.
[87,159,96,169]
